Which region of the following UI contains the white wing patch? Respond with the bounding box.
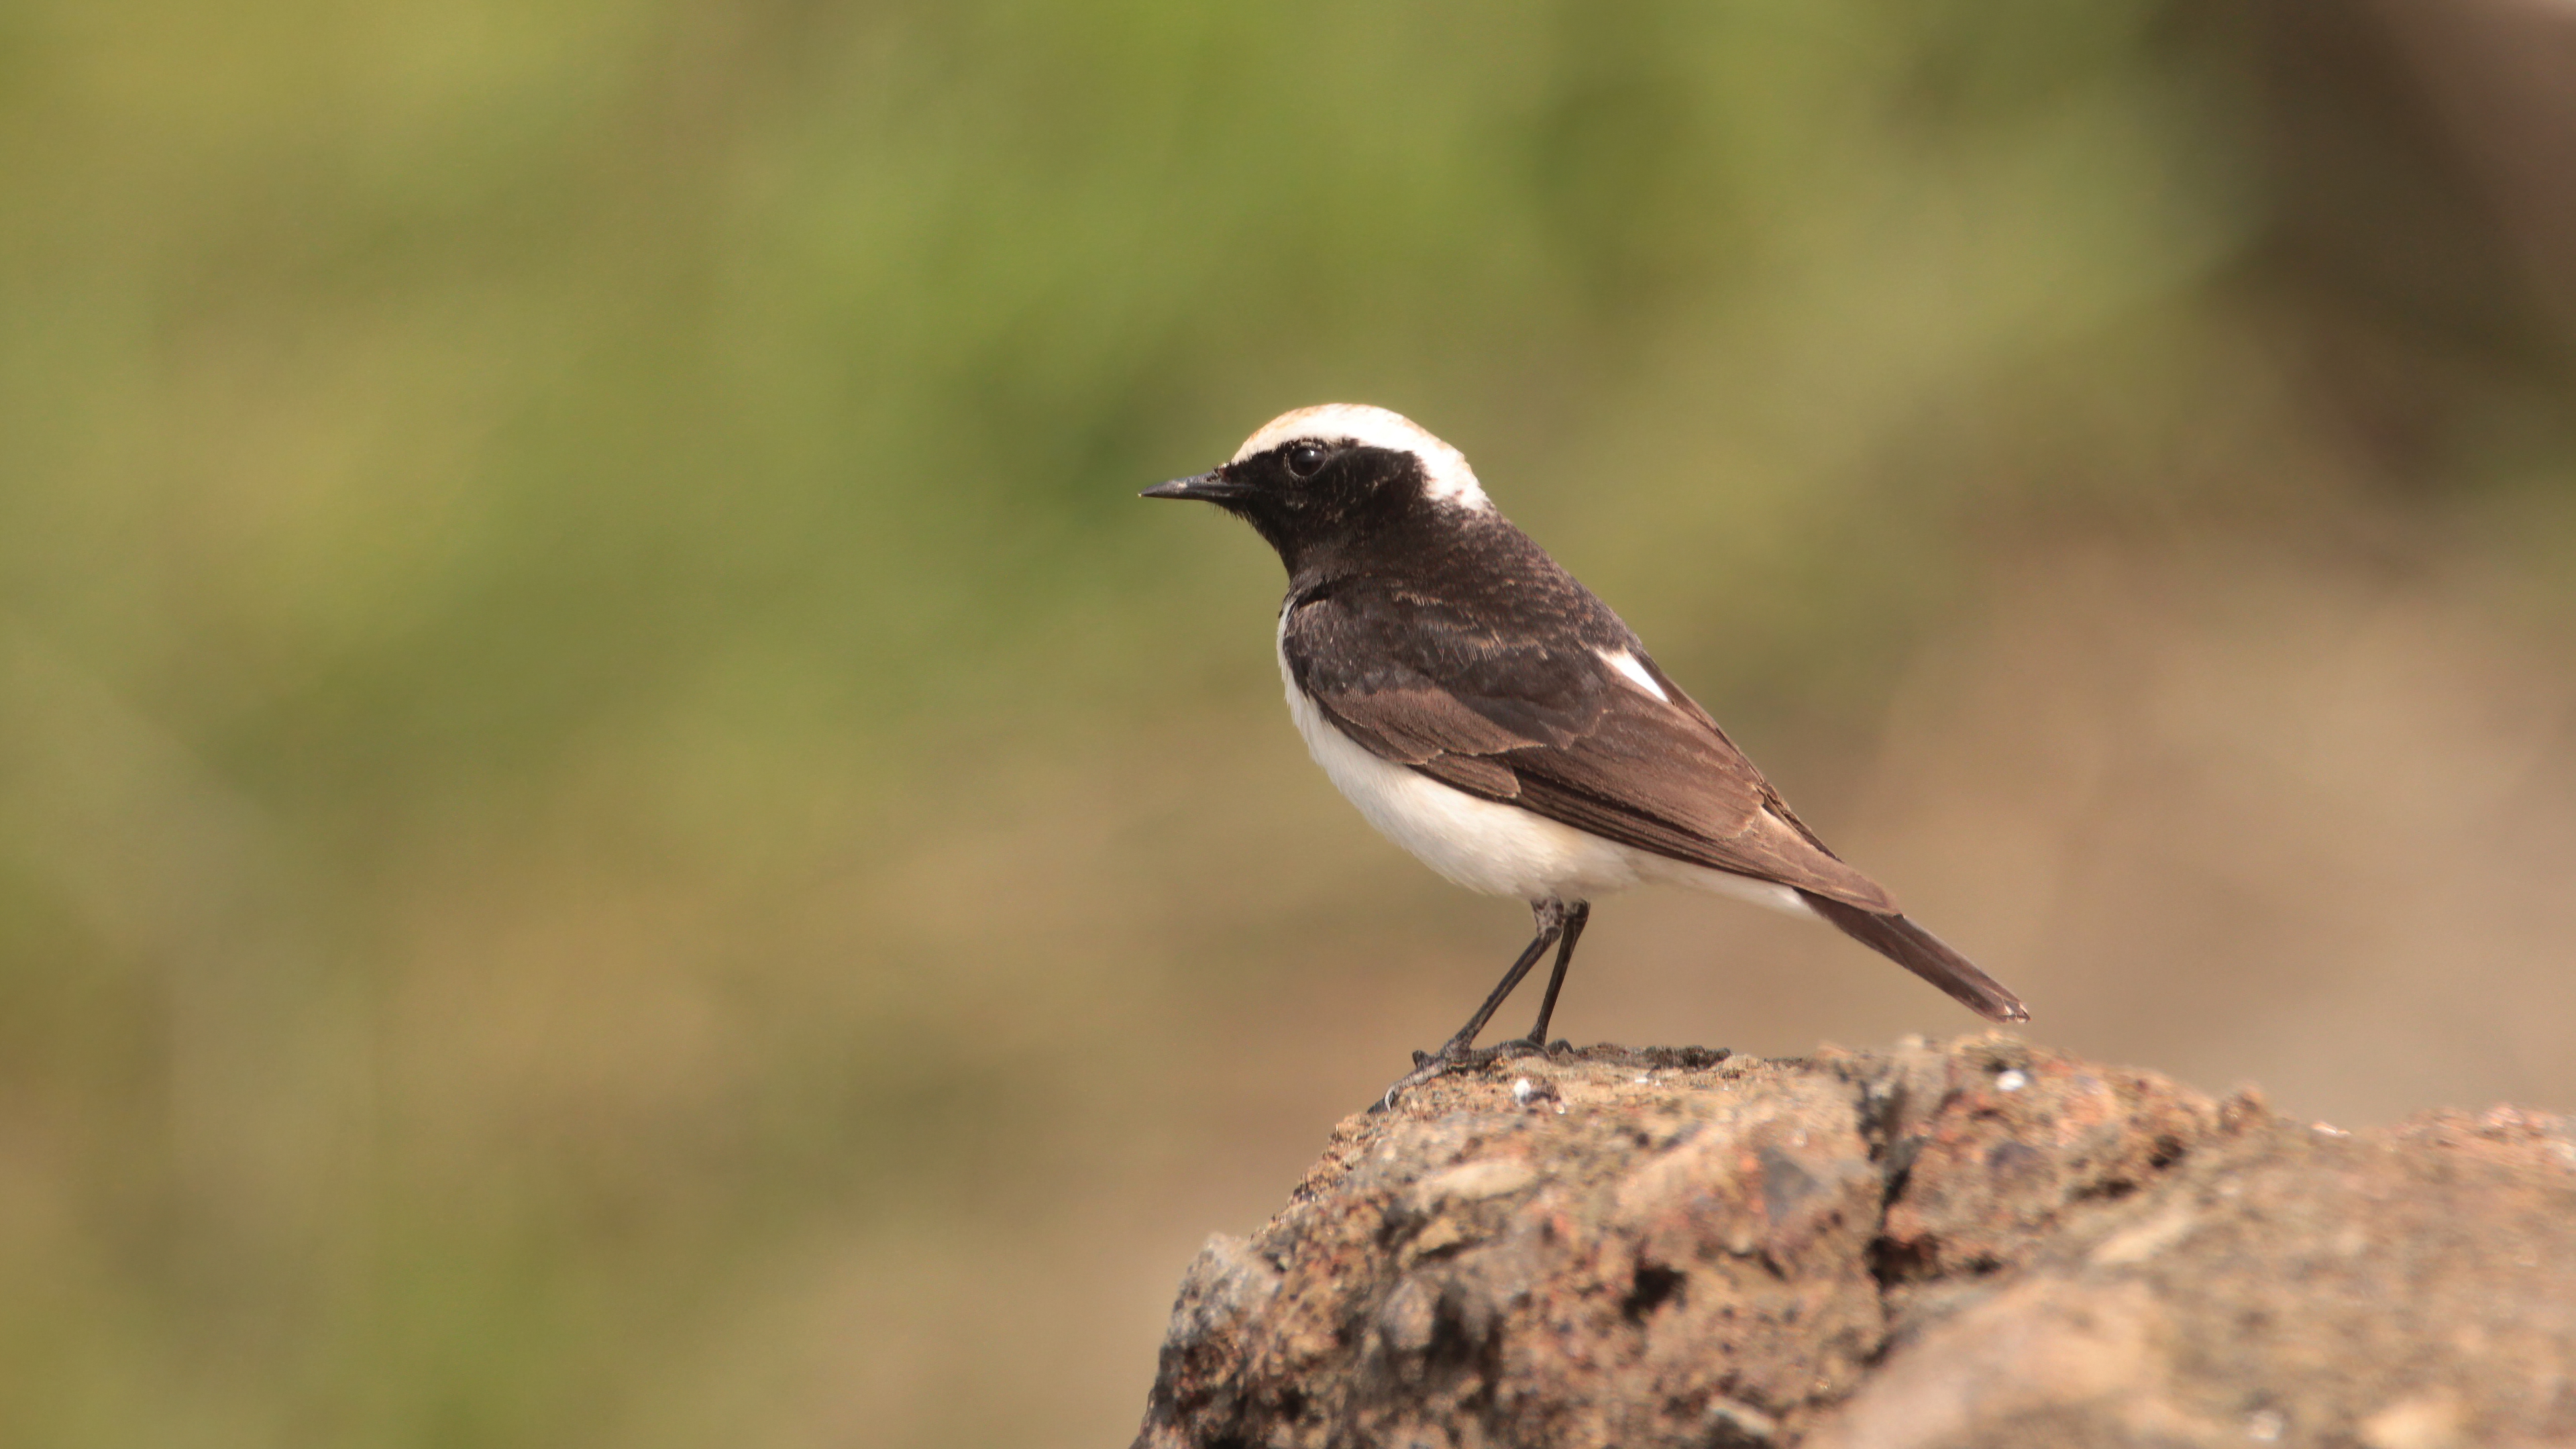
[1598,648,1670,702]
[1234,403,1491,510]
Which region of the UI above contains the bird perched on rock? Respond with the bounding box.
[1144,405,2027,1106]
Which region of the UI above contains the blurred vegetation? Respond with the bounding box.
[2,1,2571,1446]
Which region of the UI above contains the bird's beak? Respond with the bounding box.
[1140,469,1250,502]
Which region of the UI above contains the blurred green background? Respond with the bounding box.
[5,1,2575,1444]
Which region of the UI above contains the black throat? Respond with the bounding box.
[1226,445,1444,580]
[1207,438,1630,650]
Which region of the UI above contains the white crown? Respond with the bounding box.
[1232,403,1491,509]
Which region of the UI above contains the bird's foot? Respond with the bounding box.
[1371,1037,1547,1112]
[1373,1049,1474,1112]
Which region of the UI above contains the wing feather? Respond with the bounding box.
[1281,588,1897,912]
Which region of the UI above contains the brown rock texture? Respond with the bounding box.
[1134,1036,2576,1449]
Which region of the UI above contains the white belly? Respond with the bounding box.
[1277,627,1810,914]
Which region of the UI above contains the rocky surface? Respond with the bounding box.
[1133,1036,2576,1449]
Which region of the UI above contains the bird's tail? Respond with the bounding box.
[1796,891,2029,1023]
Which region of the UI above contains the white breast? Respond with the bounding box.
[1282,682,1638,900]
[1275,616,1815,914]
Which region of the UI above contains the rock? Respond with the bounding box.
[1132,1036,2576,1449]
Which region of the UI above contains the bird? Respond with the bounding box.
[1142,404,2027,1106]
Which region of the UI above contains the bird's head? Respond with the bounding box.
[1142,404,1491,568]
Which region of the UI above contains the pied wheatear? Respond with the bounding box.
[1144,405,2025,1105]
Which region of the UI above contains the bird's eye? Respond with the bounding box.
[1283,442,1330,479]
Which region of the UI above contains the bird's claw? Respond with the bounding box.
[1371,1039,1519,1112]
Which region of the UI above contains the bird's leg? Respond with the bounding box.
[1428,899,1570,1060]
[1515,899,1588,1051]
[1374,900,1569,1111]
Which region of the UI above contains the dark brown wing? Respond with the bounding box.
[1279,584,1897,912]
